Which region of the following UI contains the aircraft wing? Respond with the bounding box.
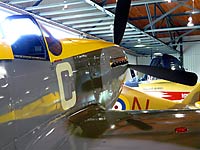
[65,106,200,150]
[21,104,199,150]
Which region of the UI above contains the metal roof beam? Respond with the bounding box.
[128,11,200,21]
[122,31,160,41]
[122,35,148,39]
[89,30,112,35]
[176,29,195,42]
[85,0,176,54]
[104,0,187,9]
[52,12,104,21]
[146,25,200,32]
[81,26,111,32]
[89,28,136,35]
[25,3,65,11]
[85,0,115,18]
[25,1,85,11]
[39,7,97,16]
[145,4,155,36]
[122,37,149,42]
[144,2,185,30]
[122,39,158,43]
[98,31,142,38]
[9,0,39,5]
[63,17,113,25]
[73,21,114,28]
[156,3,179,41]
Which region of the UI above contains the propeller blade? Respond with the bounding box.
[114,0,131,45]
[128,64,198,86]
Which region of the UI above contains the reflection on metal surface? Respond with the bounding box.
[0,66,7,78]
[110,124,116,129]
[174,113,185,118]
[45,128,55,137]
[0,87,63,123]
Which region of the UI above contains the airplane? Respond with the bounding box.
[113,53,200,111]
[113,82,200,110]
[0,1,200,150]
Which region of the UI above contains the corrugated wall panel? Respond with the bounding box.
[137,56,151,65]
[125,54,137,81]
[125,55,151,81]
[183,43,200,82]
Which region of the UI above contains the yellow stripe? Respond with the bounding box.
[48,38,115,62]
[118,94,131,110]
[0,40,14,60]
[0,92,63,123]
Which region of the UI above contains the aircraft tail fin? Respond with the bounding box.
[182,83,200,108]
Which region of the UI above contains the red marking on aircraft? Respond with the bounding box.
[114,105,119,109]
[162,91,189,100]
[132,97,150,110]
[175,127,188,133]
[144,91,190,100]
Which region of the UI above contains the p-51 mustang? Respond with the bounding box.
[0,1,200,150]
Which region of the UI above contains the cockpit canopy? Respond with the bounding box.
[150,54,184,71]
[0,11,79,61]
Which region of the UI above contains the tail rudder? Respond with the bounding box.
[182,83,200,107]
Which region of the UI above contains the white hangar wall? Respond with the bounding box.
[125,54,151,81]
[182,36,200,82]
[125,54,137,81]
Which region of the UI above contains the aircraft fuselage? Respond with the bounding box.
[0,13,128,149]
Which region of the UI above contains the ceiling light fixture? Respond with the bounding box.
[134,38,146,47]
[110,24,114,31]
[187,0,195,26]
[63,1,68,10]
[164,0,171,3]
[63,4,68,9]
[187,16,194,26]
[134,44,146,48]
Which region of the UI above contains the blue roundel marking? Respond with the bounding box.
[117,98,126,110]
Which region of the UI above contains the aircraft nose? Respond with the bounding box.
[96,46,128,109]
[77,46,128,111]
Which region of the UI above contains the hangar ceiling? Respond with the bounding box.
[1,0,200,56]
